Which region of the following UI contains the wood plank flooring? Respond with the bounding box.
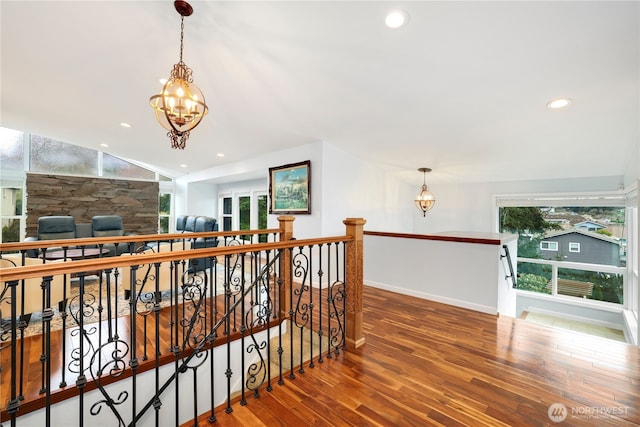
[3,285,639,426]
[188,286,640,426]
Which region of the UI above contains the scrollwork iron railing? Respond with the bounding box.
[0,228,352,426]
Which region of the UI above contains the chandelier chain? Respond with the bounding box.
[179,16,185,63]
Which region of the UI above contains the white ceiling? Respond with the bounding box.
[1,1,638,184]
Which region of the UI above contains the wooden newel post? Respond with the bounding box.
[278,215,295,319]
[344,217,366,350]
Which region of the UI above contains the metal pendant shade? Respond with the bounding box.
[149,1,208,150]
[415,167,435,216]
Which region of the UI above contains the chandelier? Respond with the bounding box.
[414,167,436,216]
[149,1,208,150]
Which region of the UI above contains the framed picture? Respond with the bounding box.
[269,160,311,214]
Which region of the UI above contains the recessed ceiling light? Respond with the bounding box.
[180,164,187,168]
[120,122,132,128]
[100,143,109,148]
[386,10,409,29]
[546,98,572,109]
[216,153,224,157]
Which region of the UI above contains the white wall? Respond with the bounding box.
[217,178,266,195]
[320,142,413,235]
[187,182,218,217]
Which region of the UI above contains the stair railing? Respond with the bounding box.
[0,217,366,426]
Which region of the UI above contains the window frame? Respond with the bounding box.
[494,189,636,311]
[540,241,558,251]
[218,188,268,234]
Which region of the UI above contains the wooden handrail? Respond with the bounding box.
[0,228,283,253]
[0,235,352,282]
[364,230,512,245]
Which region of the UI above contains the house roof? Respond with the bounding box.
[542,229,620,245]
[1,1,638,183]
[574,221,606,229]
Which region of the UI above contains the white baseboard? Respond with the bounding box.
[365,280,497,316]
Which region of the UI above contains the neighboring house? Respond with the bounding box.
[574,221,607,232]
[539,229,622,267]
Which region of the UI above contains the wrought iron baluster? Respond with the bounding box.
[318,244,325,364]
[239,253,247,406]
[5,278,20,424]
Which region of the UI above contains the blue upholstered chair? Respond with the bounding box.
[188,216,219,272]
[175,215,188,233]
[24,216,77,257]
[91,215,129,256]
[37,216,76,240]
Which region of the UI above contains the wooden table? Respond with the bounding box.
[40,247,111,277]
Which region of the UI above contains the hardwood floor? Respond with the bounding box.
[4,285,639,426]
[189,286,640,426]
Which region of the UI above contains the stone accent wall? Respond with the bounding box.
[26,173,159,237]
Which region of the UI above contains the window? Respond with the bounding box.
[158,193,171,233]
[238,195,251,241]
[0,186,23,243]
[540,241,558,251]
[239,196,250,231]
[222,197,232,231]
[257,194,268,242]
[497,193,631,306]
[31,134,98,176]
[103,153,155,180]
[218,189,268,236]
[0,127,24,170]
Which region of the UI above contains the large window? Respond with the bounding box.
[497,194,633,306]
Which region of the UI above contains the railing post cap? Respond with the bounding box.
[343,218,367,225]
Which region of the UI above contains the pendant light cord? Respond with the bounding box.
[179,16,185,63]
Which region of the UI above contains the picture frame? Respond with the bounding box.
[269,160,311,214]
